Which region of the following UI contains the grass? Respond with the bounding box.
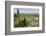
[14,13,39,28]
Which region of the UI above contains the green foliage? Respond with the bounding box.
[14,13,39,27]
[14,18,28,27]
[14,9,39,27]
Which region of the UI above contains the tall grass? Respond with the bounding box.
[14,9,39,27]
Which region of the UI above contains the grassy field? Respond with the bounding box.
[14,13,39,28]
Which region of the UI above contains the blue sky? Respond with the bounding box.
[14,8,39,14]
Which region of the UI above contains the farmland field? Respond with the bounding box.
[14,13,39,28]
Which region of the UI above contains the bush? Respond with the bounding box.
[14,18,29,27]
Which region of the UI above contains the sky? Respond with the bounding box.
[14,8,39,14]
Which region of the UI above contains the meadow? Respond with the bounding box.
[14,13,39,28]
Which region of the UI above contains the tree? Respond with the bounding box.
[17,8,20,24]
